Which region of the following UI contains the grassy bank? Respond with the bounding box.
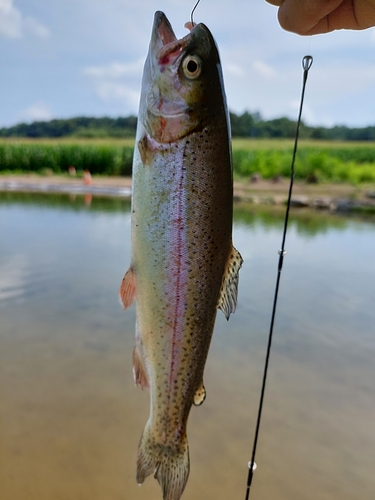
[1,138,375,184]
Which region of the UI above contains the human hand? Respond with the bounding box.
[266,0,375,35]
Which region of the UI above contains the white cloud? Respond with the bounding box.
[83,60,144,79]
[94,82,140,107]
[253,60,276,79]
[83,60,143,110]
[17,101,53,123]
[224,63,245,78]
[0,0,22,38]
[0,0,50,39]
[289,100,317,124]
[23,16,50,38]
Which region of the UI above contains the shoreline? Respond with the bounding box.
[1,173,375,213]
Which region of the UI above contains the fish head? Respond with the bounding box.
[140,11,227,144]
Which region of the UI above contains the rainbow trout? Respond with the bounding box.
[120,11,242,500]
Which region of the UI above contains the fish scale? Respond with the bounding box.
[120,11,242,500]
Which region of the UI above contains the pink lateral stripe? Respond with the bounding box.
[167,150,189,394]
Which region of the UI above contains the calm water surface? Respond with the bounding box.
[0,192,374,500]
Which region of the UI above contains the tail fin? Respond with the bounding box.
[136,422,190,500]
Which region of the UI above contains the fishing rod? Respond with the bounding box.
[244,55,313,500]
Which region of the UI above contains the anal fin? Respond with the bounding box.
[133,346,148,389]
[119,266,136,309]
[218,246,243,320]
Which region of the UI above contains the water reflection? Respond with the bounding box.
[0,190,131,213]
[234,203,349,236]
[0,192,374,500]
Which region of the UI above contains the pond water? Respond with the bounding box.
[0,192,374,500]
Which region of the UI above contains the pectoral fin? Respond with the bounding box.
[119,267,136,309]
[133,346,148,389]
[218,246,243,320]
[193,382,206,406]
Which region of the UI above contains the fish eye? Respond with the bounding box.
[182,55,202,79]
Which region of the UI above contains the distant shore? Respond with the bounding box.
[1,173,375,213]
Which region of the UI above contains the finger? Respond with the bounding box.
[265,0,283,6]
[277,0,344,35]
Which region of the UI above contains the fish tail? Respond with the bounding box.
[136,422,190,500]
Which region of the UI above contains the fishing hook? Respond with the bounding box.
[190,0,201,27]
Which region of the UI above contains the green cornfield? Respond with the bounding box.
[0,139,134,176]
[1,138,375,184]
[232,139,375,184]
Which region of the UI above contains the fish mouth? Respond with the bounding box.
[152,11,177,47]
[151,11,191,65]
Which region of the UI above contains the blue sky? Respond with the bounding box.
[1,0,375,128]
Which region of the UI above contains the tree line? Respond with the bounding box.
[1,112,375,141]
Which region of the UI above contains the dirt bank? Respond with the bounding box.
[1,173,375,212]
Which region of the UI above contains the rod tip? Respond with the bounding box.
[302,55,313,71]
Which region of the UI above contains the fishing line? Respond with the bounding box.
[244,54,313,500]
[307,35,312,55]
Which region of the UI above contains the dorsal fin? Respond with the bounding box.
[218,246,243,320]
